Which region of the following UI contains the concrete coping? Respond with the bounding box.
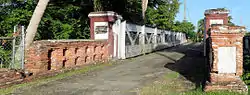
[34,39,107,43]
[211,25,246,33]
[88,11,122,19]
[205,8,230,15]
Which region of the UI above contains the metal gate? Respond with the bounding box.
[0,25,25,69]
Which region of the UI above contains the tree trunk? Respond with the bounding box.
[141,0,148,19]
[25,0,49,48]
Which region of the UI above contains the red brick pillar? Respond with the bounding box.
[204,9,229,34]
[25,42,49,74]
[205,25,248,93]
[204,9,229,56]
[88,11,119,58]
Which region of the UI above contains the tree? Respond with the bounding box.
[196,19,205,42]
[0,0,92,39]
[0,0,11,3]
[25,0,49,48]
[0,0,92,68]
[172,21,197,41]
[145,0,180,30]
[142,0,148,19]
[172,21,195,34]
[228,16,235,26]
[1,0,181,48]
[0,0,34,37]
[27,0,148,47]
[197,19,205,33]
[93,0,102,11]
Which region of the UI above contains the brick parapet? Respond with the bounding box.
[25,40,109,74]
[205,25,248,93]
[209,25,245,76]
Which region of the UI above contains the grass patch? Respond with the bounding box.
[184,90,244,95]
[140,72,243,95]
[163,72,179,79]
[0,62,113,95]
[139,72,183,95]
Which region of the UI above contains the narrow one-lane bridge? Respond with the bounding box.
[13,42,204,95]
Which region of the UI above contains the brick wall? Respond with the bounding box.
[0,69,24,88]
[205,14,228,32]
[204,9,229,38]
[205,25,248,93]
[208,25,245,76]
[25,40,109,74]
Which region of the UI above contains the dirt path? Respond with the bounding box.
[12,42,204,95]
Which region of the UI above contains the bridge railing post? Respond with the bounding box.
[118,21,126,59]
[140,25,145,54]
[161,30,165,44]
[153,27,158,49]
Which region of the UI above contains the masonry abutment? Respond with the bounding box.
[88,11,122,58]
[204,8,248,93]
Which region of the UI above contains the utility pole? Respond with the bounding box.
[184,0,187,21]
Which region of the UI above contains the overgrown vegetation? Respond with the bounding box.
[0,0,91,39]
[172,21,198,42]
[0,0,197,41]
[242,55,250,91]
[245,32,250,36]
[0,46,11,68]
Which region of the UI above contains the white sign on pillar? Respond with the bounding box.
[94,22,109,39]
[210,19,223,25]
[218,47,236,73]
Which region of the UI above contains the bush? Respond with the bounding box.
[242,55,250,85]
[0,46,12,68]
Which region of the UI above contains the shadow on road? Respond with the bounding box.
[156,43,207,90]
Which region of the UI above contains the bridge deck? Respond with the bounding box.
[13,42,204,95]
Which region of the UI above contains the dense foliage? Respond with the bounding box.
[0,0,92,39]
[197,19,204,33]
[0,0,196,41]
[145,0,180,30]
[0,46,11,68]
[242,55,250,90]
[172,21,197,41]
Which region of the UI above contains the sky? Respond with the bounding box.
[175,0,250,31]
